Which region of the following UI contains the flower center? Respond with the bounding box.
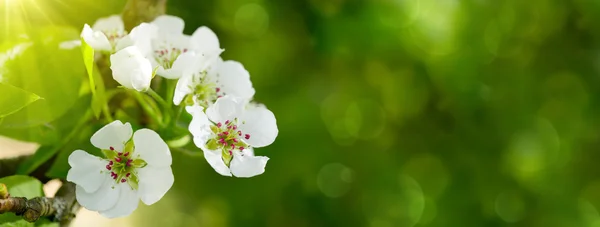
[184,72,224,107]
[103,30,127,49]
[101,141,147,189]
[205,119,251,166]
[154,45,188,69]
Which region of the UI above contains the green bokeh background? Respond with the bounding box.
[4,0,600,226]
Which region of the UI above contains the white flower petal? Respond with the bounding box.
[156,68,180,79]
[75,175,119,211]
[137,166,174,205]
[205,96,245,124]
[115,23,158,55]
[67,150,106,193]
[90,120,133,151]
[198,50,224,72]
[173,74,194,106]
[241,147,255,156]
[92,15,124,33]
[239,105,278,147]
[186,105,205,115]
[152,15,185,34]
[99,184,139,218]
[110,46,153,91]
[188,106,231,176]
[190,26,220,54]
[216,60,255,100]
[188,110,212,143]
[132,129,172,167]
[171,52,200,76]
[81,24,111,52]
[201,148,232,177]
[157,52,198,79]
[155,33,191,51]
[230,152,269,178]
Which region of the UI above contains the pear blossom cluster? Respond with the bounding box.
[66,14,278,218]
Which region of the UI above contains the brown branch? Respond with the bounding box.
[0,181,78,226]
[0,156,29,177]
[0,155,54,183]
[122,0,168,31]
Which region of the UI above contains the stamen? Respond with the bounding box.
[216,88,220,92]
[233,125,237,130]
[126,173,131,177]
[217,122,222,127]
[121,179,127,183]
[109,146,114,151]
[228,150,233,156]
[223,131,229,136]
[115,157,122,162]
[225,120,230,125]
[245,134,251,140]
[238,131,242,136]
[109,161,113,165]
[126,159,133,167]
[118,152,123,156]
[233,138,238,143]
[124,152,129,157]
[106,165,112,170]
[239,147,245,151]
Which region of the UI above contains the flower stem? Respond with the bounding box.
[172,147,203,157]
[147,88,168,107]
[132,91,164,127]
[165,80,175,108]
[170,104,184,127]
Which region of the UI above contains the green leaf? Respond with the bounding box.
[15,146,55,175]
[80,37,95,91]
[80,37,107,119]
[15,106,92,175]
[0,26,84,128]
[0,175,44,198]
[46,125,99,179]
[34,219,59,227]
[0,219,34,227]
[0,94,92,145]
[0,83,40,118]
[0,176,50,227]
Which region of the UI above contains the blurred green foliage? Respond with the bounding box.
[4,0,600,226]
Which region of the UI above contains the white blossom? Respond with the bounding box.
[67,120,174,218]
[187,96,278,177]
[173,57,255,108]
[149,15,223,79]
[110,46,153,91]
[80,15,157,53]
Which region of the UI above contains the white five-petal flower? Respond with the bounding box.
[173,57,255,107]
[149,15,223,79]
[187,96,278,177]
[67,120,174,218]
[110,46,153,91]
[81,15,157,54]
